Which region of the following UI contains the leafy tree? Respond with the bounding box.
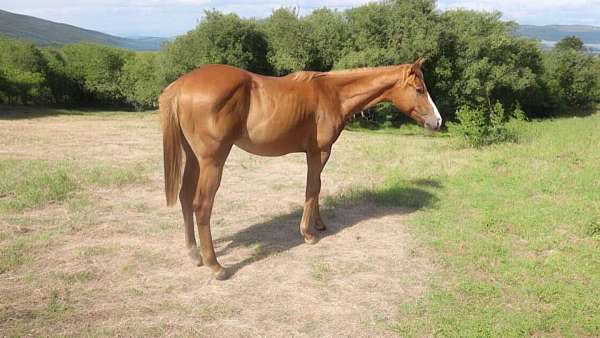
[555,36,585,52]
[0,37,50,104]
[120,52,165,109]
[163,11,271,82]
[336,2,394,68]
[434,10,546,118]
[337,0,439,69]
[62,43,133,105]
[542,48,599,108]
[0,68,8,103]
[303,8,348,71]
[262,7,316,74]
[40,48,82,105]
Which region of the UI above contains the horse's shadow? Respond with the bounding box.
[214,178,441,277]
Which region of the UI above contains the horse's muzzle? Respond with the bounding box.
[425,118,442,131]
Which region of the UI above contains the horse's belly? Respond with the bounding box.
[234,139,301,156]
[234,123,310,156]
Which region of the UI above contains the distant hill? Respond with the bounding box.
[516,24,600,44]
[0,9,168,51]
[515,24,600,53]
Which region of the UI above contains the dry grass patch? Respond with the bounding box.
[0,108,441,337]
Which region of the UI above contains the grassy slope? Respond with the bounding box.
[386,115,600,337]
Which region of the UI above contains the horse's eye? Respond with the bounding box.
[416,87,425,94]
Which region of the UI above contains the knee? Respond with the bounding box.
[192,199,202,211]
[192,197,212,212]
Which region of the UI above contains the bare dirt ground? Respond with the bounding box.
[0,112,438,337]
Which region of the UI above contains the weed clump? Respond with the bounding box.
[448,102,519,147]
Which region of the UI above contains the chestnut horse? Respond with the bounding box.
[160,58,442,280]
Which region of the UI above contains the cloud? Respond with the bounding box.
[4,0,370,36]
[2,0,600,37]
[437,0,600,26]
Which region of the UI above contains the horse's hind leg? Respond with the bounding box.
[180,143,202,266]
[193,147,232,280]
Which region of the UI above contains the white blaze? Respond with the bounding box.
[427,93,442,121]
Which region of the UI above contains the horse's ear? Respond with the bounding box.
[409,57,425,76]
[411,56,427,72]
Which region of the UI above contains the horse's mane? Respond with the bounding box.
[288,71,326,81]
[288,65,406,82]
[325,65,401,76]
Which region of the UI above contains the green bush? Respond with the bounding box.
[449,102,516,147]
[0,2,599,121]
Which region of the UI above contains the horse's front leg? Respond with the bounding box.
[299,149,330,243]
[313,151,330,231]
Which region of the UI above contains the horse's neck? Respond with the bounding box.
[325,66,406,119]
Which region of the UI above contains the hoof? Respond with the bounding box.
[304,234,318,245]
[213,267,230,281]
[315,221,327,232]
[188,246,203,266]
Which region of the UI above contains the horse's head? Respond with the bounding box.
[386,57,442,131]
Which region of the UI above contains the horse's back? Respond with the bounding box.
[176,65,253,112]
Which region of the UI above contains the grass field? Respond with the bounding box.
[0,106,598,337]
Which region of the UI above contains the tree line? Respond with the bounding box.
[1,0,599,122]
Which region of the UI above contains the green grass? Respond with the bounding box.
[380,114,600,337]
[0,159,148,213]
[0,158,149,273]
[0,160,80,212]
[325,176,440,210]
[311,262,332,283]
[85,163,149,188]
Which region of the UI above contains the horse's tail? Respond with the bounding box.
[159,82,183,207]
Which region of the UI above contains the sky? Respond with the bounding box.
[1,0,600,37]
